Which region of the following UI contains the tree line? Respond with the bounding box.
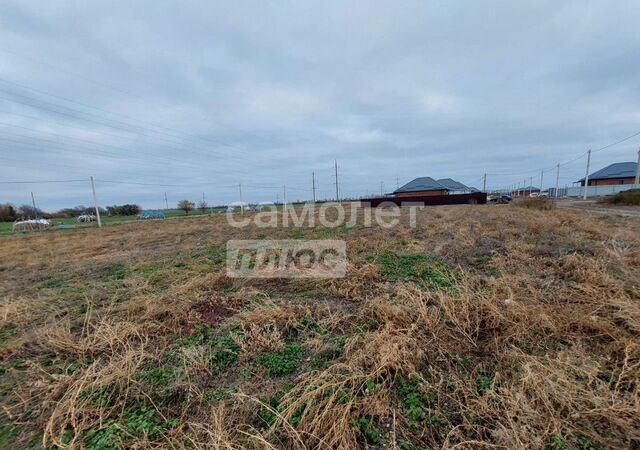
[0,203,141,222]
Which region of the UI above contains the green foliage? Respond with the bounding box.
[550,435,569,450]
[39,278,66,289]
[378,252,454,288]
[601,188,640,206]
[0,325,18,347]
[396,377,430,424]
[136,366,174,385]
[259,343,303,376]
[105,204,141,216]
[354,415,383,446]
[83,404,179,449]
[0,424,21,447]
[208,335,241,372]
[572,435,606,450]
[79,384,117,408]
[476,371,494,395]
[398,440,415,450]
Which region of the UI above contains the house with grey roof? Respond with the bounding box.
[578,162,638,186]
[436,178,471,194]
[394,177,449,197]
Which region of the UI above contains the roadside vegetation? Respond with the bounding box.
[600,188,640,206]
[0,204,638,449]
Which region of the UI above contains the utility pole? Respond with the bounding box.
[334,159,339,202]
[380,181,384,196]
[635,147,640,186]
[164,192,169,210]
[283,185,287,207]
[90,176,102,228]
[540,170,544,191]
[238,183,243,214]
[483,173,487,192]
[555,164,560,199]
[396,176,400,190]
[583,149,591,200]
[312,172,316,203]
[30,191,37,219]
[529,177,533,196]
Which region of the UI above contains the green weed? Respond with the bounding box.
[378,252,454,288]
[259,343,303,376]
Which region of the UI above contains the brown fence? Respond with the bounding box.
[360,192,487,207]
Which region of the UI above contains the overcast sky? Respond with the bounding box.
[1,1,639,210]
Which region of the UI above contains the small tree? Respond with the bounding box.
[198,200,208,214]
[178,199,195,215]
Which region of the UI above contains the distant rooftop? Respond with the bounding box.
[578,162,637,182]
[394,177,448,193]
[516,186,541,192]
[436,178,469,190]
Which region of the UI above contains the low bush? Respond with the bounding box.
[600,188,640,206]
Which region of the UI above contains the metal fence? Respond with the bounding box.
[560,184,639,198]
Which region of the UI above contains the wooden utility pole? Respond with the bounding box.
[238,184,243,214]
[90,176,102,228]
[164,192,169,210]
[483,173,487,192]
[555,164,560,198]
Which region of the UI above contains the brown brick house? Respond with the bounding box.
[579,162,638,186]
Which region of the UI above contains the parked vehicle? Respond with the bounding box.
[488,194,512,204]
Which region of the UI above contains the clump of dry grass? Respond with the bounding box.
[514,197,555,210]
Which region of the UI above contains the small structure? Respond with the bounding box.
[12,219,51,232]
[578,162,638,186]
[513,186,541,197]
[394,177,449,198]
[139,211,165,219]
[77,214,96,223]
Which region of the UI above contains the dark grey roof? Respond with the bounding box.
[436,178,469,190]
[394,177,448,193]
[516,186,541,192]
[578,162,637,182]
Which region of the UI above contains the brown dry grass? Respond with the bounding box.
[0,204,639,449]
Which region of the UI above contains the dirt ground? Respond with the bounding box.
[0,204,639,449]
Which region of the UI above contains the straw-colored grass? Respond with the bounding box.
[0,204,638,449]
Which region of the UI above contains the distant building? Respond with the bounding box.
[394,177,449,197]
[436,178,471,194]
[578,162,638,186]
[514,186,540,197]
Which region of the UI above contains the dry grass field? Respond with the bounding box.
[0,204,639,449]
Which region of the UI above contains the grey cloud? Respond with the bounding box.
[0,0,639,209]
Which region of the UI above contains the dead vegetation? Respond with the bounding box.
[0,204,639,449]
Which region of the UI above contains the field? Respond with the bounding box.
[0,204,639,449]
[0,209,225,237]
